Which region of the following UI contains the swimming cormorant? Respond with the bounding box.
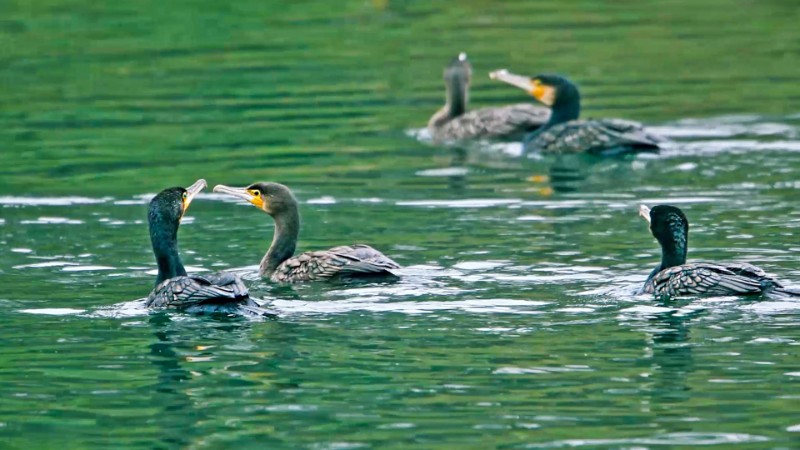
[428,53,549,142]
[490,70,662,155]
[213,182,401,283]
[146,179,274,316]
[639,204,798,298]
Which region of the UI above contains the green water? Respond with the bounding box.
[2,0,800,448]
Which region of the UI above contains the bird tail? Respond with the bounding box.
[238,300,280,318]
[768,285,800,298]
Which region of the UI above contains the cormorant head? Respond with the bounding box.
[639,204,689,255]
[213,182,298,218]
[490,70,580,109]
[148,179,206,230]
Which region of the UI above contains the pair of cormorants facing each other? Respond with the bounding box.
[639,204,799,299]
[146,180,399,316]
[426,53,663,156]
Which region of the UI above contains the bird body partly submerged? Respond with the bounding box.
[638,204,797,299]
[146,271,266,315]
[145,180,274,317]
[269,244,400,283]
[524,118,661,156]
[490,70,662,155]
[431,103,549,142]
[641,261,789,298]
[214,182,400,284]
[428,53,548,143]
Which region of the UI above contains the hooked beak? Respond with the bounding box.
[639,204,652,225]
[183,179,207,212]
[490,69,554,106]
[213,184,263,209]
[490,69,534,92]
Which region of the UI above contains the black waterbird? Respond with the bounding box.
[146,179,275,317]
[490,70,662,155]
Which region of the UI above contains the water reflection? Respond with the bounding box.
[2,0,800,445]
[645,303,699,408]
[147,314,200,447]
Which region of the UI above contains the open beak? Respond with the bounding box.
[638,204,652,224]
[183,179,206,212]
[213,184,262,209]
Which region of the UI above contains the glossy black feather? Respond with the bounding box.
[526,118,662,155]
[146,271,275,317]
[642,262,781,297]
[641,205,796,299]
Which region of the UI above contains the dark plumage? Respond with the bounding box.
[490,70,662,155]
[639,204,798,298]
[146,180,274,317]
[213,182,401,283]
[428,53,549,142]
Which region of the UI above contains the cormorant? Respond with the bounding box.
[490,70,662,155]
[146,179,274,316]
[639,204,798,298]
[213,182,400,283]
[428,53,549,142]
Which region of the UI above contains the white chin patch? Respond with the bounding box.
[541,88,556,106]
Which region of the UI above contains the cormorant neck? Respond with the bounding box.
[150,219,187,285]
[260,207,300,276]
[646,233,688,283]
[445,77,468,119]
[543,83,580,129]
[429,76,468,129]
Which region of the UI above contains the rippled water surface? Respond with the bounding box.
[2,0,800,448]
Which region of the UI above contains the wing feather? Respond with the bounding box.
[146,271,263,315]
[272,244,400,283]
[528,119,661,155]
[433,104,549,141]
[647,262,772,298]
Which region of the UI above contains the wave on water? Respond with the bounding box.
[0,196,111,206]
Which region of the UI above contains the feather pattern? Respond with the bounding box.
[271,244,401,283]
[146,271,275,316]
[527,118,662,155]
[642,262,783,298]
[431,104,549,142]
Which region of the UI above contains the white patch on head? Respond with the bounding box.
[458,52,467,61]
[541,86,556,106]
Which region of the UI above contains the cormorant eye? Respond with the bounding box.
[252,190,261,197]
[182,192,187,200]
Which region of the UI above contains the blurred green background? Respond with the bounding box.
[1,0,798,195]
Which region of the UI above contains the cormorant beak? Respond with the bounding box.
[638,204,652,225]
[183,179,207,213]
[490,69,554,106]
[213,184,264,210]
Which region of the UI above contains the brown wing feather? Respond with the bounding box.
[272,244,400,283]
[432,104,549,142]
